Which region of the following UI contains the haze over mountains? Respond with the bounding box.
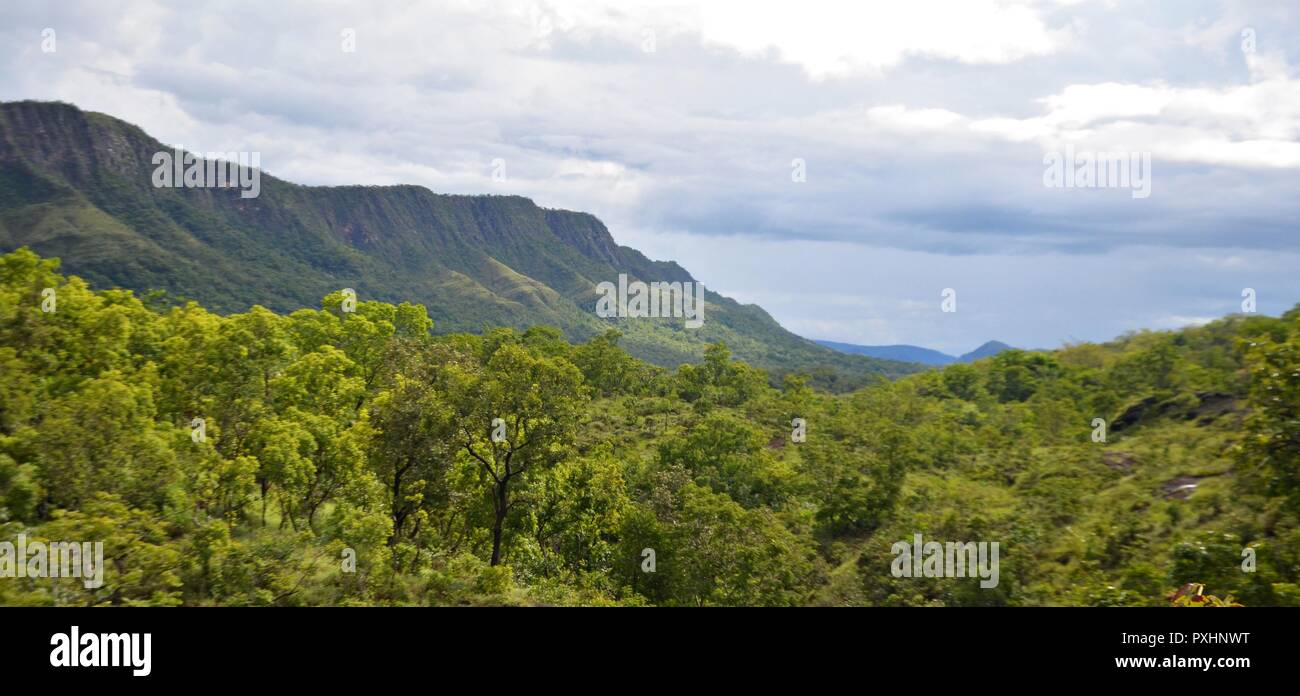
[0,100,925,389]
[815,339,1015,366]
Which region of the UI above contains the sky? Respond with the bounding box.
[2,0,1298,354]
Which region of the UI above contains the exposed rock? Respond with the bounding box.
[1112,391,1241,433]
[1162,475,1205,499]
[1111,396,1161,433]
[1187,391,1238,425]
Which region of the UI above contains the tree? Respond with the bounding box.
[573,329,638,396]
[32,372,179,514]
[529,447,630,575]
[675,342,767,407]
[656,411,791,508]
[986,350,1059,402]
[36,494,183,606]
[1238,318,1300,513]
[367,373,458,549]
[941,363,982,401]
[667,483,818,606]
[440,341,588,565]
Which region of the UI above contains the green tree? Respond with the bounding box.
[441,342,588,565]
[1238,318,1300,512]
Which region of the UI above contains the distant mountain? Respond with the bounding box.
[815,339,1015,365]
[815,340,955,366]
[0,101,928,389]
[958,340,1014,363]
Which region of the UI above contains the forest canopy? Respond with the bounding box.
[1,248,1297,606]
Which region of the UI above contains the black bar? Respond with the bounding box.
[2,606,1287,684]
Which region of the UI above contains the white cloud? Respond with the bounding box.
[1151,315,1216,329]
[866,105,966,131]
[969,52,1300,168]
[696,0,1066,79]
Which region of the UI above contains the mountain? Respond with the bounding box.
[957,340,1014,363]
[815,340,956,366]
[815,339,1015,365]
[0,100,923,389]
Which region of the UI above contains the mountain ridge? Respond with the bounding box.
[0,99,924,389]
[816,339,1015,365]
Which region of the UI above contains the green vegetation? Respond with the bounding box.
[0,100,920,390]
[3,248,1297,606]
[1169,583,1243,607]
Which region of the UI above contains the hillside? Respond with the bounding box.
[0,100,920,389]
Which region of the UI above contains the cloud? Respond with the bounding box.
[695,0,1068,79]
[970,59,1300,169]
[1151,315,1217,330]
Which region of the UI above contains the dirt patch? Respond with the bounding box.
[1102,451,1137,472]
